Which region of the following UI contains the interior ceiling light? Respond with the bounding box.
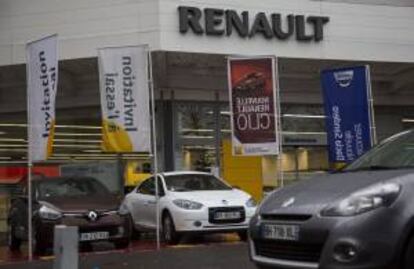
[0,123,27,127]
[55,125,101,130]
[54,132,102,137]
[283,131,326,135]
[54,139,101,144]
[52,144,100,149]
[402,118,414,123]
[181,135,214,139]
[282,114,326,119]
[181,129,214,132]
[0,138,26,142]
[0,144,27,148]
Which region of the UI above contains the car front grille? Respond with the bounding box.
[79,226,120,236]
[254,239,324,263]
[208,207,245,224]
[260,214,313,222]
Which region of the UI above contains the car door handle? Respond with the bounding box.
[145,200,156,205]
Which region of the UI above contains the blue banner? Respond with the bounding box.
[321,66,373,164]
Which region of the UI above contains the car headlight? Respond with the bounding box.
[321,183,401,217]
[118,203,130,216]
[173,199,203,210]
[245,197,257,208]
[39,205,62,220]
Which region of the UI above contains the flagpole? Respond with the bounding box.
[26,43,33,261]
[274,57,284,188]
[148,47,160,250]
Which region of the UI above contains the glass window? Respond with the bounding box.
[36,177,110,198]
[346,130,414,170]
[137,177,155,195]
[164,174,232,192]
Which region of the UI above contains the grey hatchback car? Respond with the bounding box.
[249,130,414,269]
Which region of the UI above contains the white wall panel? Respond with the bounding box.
[0,0,414,65]
[0,0,159,65]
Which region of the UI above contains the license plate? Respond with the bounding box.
[79,231,109,242]
[262,224,299,241]
[214,211,241,220]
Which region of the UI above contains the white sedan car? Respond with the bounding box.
[123,171,257,244]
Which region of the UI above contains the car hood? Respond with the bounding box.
[169,189,251,207]
[39,194,122,213]
[260,169,413,216]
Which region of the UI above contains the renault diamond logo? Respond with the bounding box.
[88,211,98,222]
[282,197,295,208]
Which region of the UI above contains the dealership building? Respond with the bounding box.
[0,0,414,193]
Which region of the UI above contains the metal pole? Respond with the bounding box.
[27,162,33,260]
[274,57,284,188]
[366,65,377,146]
[214,92,221,177]
[148,48,160,250]
[26,54,33,260]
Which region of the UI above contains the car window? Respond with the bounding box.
[37,177,110,198]
[346,130,414,171]
[137,176,165,196]
[164,174,232,192]
[137,177,155,195]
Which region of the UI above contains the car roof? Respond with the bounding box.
[160,171,213,177]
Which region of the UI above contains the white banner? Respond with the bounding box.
[98,46,151,153]
[26,34,58,162]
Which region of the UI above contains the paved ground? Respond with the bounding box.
[0,234,257,269]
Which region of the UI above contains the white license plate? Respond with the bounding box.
[214,211,241,220]
[79,231,109,242]
[262,224,299,241]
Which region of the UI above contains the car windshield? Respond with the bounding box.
[345,130,414,171]
[164,174,232,192]
[36,177,110,198]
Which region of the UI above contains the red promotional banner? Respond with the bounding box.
[228,57,280,156]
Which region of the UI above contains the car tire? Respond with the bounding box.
[32,227,47,256]
[162,213,180,245]
[114,238,130,250]
[403,235,414,269]
[238,231,248,241]
[255,265,273,269]
[8,225,21,251]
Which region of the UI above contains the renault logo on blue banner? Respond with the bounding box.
[334,70,354,88]
[321,66,375,168]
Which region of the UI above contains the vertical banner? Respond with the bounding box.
[228,57,280,156]
[98,45,151,153]
[321,66,374,167]
[26,34,58,162]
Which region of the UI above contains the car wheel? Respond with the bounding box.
[237,231,248,241]
[32,227,47,256]
[162,213,180,245]
[255,265,273,269]
[403,235,414,269]
[114,238,130,250]
[8,225,22,251]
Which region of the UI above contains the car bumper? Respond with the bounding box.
[35,213,131,247]
[170,205,256,233]
[249,208,403,269]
